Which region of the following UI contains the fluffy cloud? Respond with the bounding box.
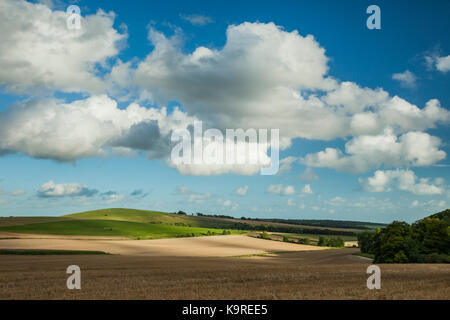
[410,199,446,210]
[359,170,445,195]
[135,22,344,142]
[180,14,213,26]
[303,129,446,173]
[38,180,98,197]
[301,184,313,194]
[236,185,249,196]
[217,198,238,210]
[392,70,416,87]
[170,161,266,176]
[135,24,448,145]
[267,184,295,195]
[0,95,195,161]
[167,131,274,176]
[425,54,450,73]
[0,18,448,177]
[100,191,125,203]
[322,81,388,114]
[436,55,450,73]
[0,0,126,93]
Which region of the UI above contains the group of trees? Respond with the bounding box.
[318,236,345,247]
[225,222,355,236]
[191,213,358,236]
[196,213,234,219]
[358,215,450,263]
[255,218,381,230]
[282,236,310,244]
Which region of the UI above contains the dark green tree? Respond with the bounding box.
[318,236,328,246]
[374,221,411,263]
[411,218,450,255]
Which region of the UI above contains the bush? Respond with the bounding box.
[259,231,270,240]
[317,236,344,247]
[318,236,328,246]
[328,237,344,247]
[297,238,310,245]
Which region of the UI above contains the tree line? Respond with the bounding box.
[357,213,450,263]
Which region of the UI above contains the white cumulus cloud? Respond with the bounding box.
[392,70,416,87]
[303,129,446,173]
[38,180,98,197]
[436,55,450,73]
[0,0,126,93]
[359,169,445,195]
[301,184,313,194]
[0,95,196,161]
[236,185,249,196]
[267,184,295,195]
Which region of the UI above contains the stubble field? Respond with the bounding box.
[1,248,449,299]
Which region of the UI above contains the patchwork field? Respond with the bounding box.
[0,209,448,300]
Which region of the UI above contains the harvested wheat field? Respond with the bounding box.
[0,234,326,257]
[0,248,449,299]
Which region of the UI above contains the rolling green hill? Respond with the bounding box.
[0,218,243,239]
[65,208,195,225]
[0,208,382,240]
[65,208,362,236]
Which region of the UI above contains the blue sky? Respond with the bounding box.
[0,0,449,222]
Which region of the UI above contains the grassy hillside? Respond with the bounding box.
[0,219,243,239]
[0,216,70,227]
[84,210,357,236]
[0,208,382,240]
[65,208,195,224]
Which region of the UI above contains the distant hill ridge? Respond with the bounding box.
[66,208,383,230]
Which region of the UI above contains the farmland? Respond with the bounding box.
[0,208,448,300]
[0,219,244,240]
[0,249,449,299]
[0,208,370,241]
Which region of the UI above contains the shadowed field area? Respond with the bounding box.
[0,248,449,299]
